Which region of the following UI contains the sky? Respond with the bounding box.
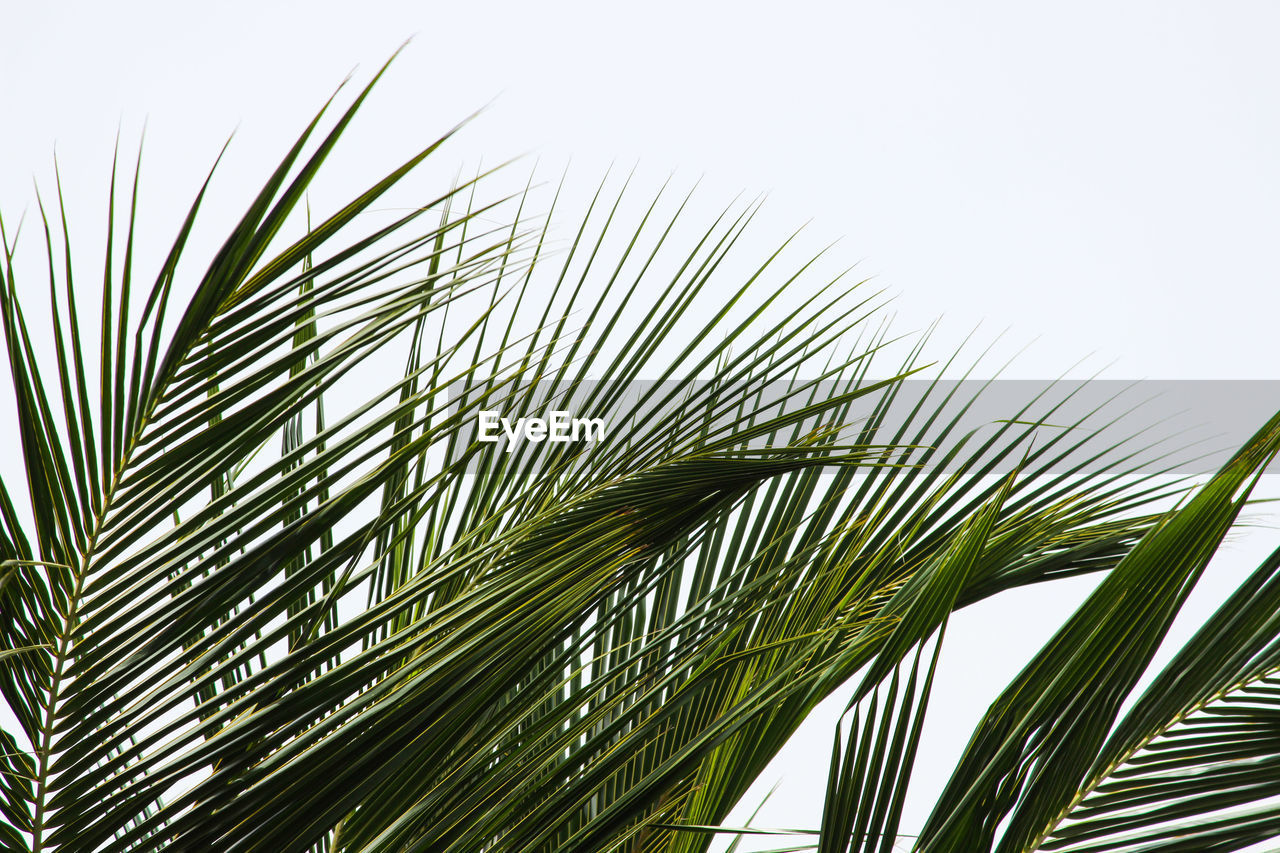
[7,2,1280,378]
[4,3,1280,850]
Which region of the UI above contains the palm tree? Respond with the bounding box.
[1,59,1275,853]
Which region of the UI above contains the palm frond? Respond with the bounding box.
[912,409,1280,852]
[1028,535,1280,852]
[0,59,1204,853]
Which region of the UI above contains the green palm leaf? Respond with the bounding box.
[908,410,1280,853]
[1039,542,1280,852]
[0,59,1195,853]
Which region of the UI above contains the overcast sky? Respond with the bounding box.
[7,2,1280,379]
[4,3,1280,850]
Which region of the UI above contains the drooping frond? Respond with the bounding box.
[0,57,1199,853]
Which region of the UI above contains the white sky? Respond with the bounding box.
[7,2,1280,378]
[4,3,1280,850]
